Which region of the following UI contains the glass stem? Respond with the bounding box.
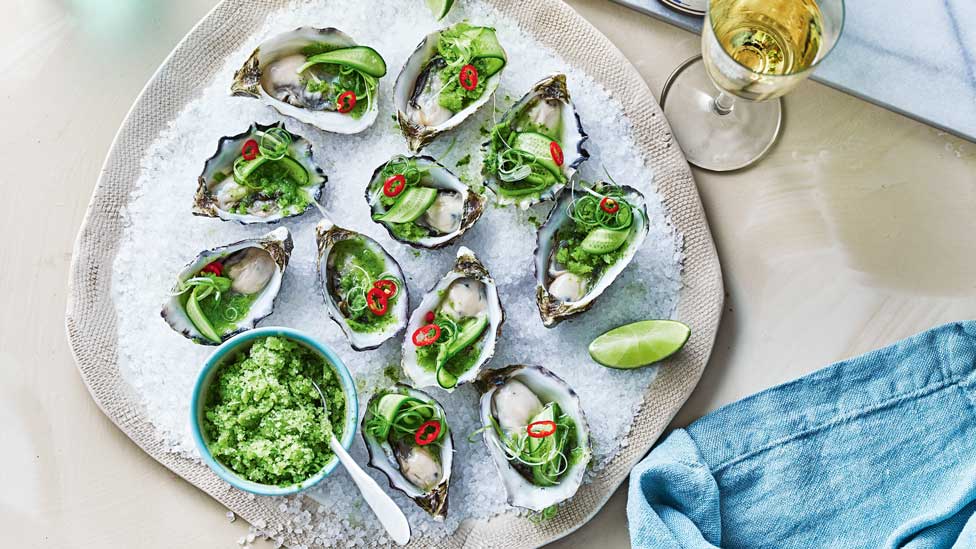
[712,91,735,115]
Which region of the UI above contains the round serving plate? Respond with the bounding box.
[65,0,724,547]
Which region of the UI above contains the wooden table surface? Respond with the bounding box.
[4,0,974,547]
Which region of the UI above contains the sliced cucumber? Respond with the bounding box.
[299,46,387,78]
[186,287,221,343]
[580,227,631,255]
[467,27,507,76]
[526,402,556,453]
[528,402,563,487]
[436,314,489,368]
[235,155,309,187]
[377,187,438,224]
[436,366,459,389]
[425,0,455,20]
[513,132,561,177]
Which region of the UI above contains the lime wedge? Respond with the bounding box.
[588,320,690,369]
[425,0,456,20]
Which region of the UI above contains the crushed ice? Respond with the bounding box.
[111,0,683,543]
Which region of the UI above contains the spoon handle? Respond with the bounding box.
[330,437,411,546]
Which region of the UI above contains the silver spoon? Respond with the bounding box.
[311,380,411,546]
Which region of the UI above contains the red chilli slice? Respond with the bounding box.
[549,141,564,167]
[337,91,357,113]
[383,174,406,197]
[201,262,223,276]
[241,139,259,161]
[459,64,479,91]
[412,324,441,347]
[415,420,441,446]
[373,279,398,298]
[366,287,389,316]
[599,197,620,214]
[527,420,557,438]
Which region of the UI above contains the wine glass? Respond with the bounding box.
[660,0,845,171]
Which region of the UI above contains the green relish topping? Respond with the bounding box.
[553,183,638,279]
[203,336,346,487]
[434,23,506,113]
[331,238,401,333]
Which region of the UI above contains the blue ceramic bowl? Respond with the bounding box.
[190,327,358,496]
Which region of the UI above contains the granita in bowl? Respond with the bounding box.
[190,327,358,495]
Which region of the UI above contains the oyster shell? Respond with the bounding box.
[366,155,486,249]
[483,74,589,208]
[161,227,292,345]
[315,218,408,351]
[394,23,507,151]
[362,384,453,519]
[193,122,326,224]
[477,364,592,512]
[231,27,386,134]
[535,182,649,327]
[401,247,504,391]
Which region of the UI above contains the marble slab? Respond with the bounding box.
[611,0,976,142]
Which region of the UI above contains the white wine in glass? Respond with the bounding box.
[661,0,844,171]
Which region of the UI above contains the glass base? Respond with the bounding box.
[660,55,781,172]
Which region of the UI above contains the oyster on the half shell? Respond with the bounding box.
[161,227,292,345]
[477,364,592,512]
[366,155,485,249]
[362,384,453,520]
[483,74,589,208]
[401,247,503,391]
[232,27,386,134]
[193,122,326,224]
[394,22,507,151]
[535,181,649,327]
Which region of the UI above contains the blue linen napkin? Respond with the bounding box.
[628,321,976,548]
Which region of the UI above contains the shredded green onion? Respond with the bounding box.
[364,394,447,446]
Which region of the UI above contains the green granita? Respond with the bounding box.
[203,336,346,487]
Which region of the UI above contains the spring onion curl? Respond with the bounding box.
[566,182,633,231]
[172,275,232,302]
[258,127,292,160]
[222,306,241,322]
[439,33,475,70]
[232,128,300,189]
[364,395,447,445]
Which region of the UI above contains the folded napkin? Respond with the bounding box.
[628,321,976,548]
